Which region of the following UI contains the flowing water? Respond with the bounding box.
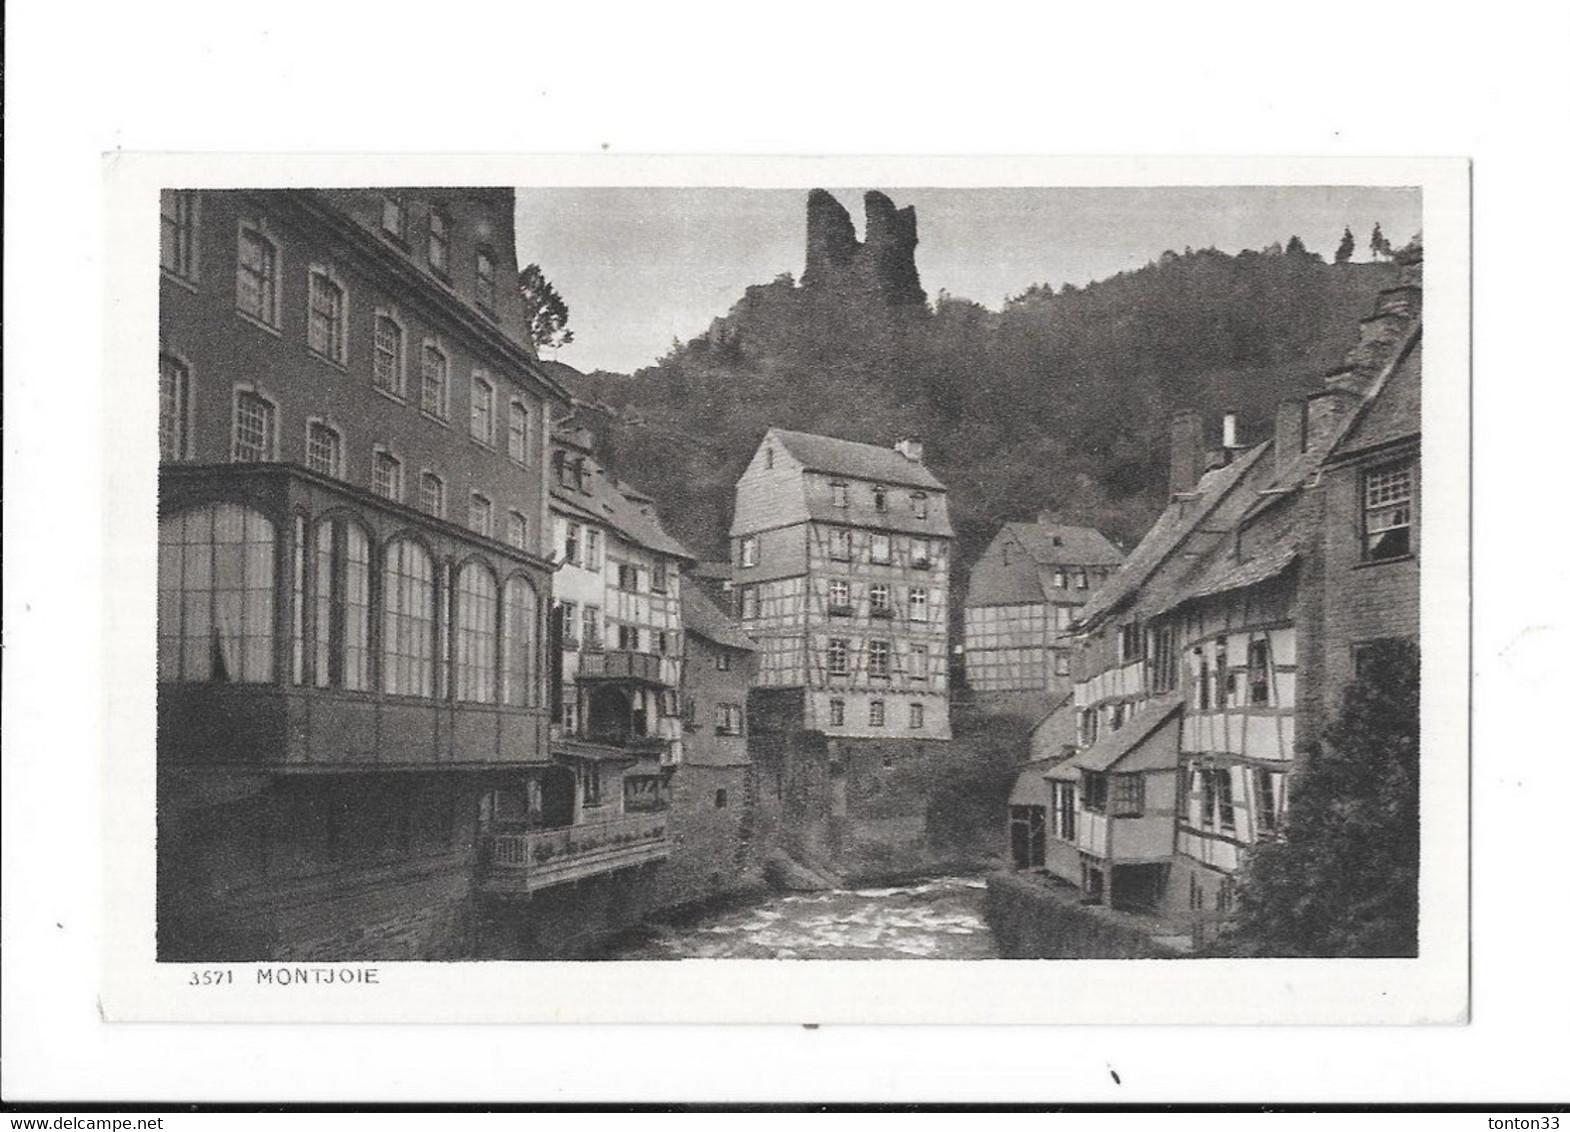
[608,876,998,960]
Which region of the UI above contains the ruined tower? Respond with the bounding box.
[801,189,927,307]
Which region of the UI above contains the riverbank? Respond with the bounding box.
[984,871,1194,958]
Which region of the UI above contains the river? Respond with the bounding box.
[607,875,998,960]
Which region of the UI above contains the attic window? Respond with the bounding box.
[1052,536,1063,547]
[911,492,928,520]
[831,482,848,508]
[765,446,775,470]
[873,486,888,513]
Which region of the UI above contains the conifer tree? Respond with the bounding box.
[1335,226,1356,264]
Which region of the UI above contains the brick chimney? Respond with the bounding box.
[1275,398,1307,477]
[1169,410,1204,497]
[893,437,924,463]
[1304,387,1361,452]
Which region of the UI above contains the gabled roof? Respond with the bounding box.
[770,428,947,491]
[551,458,695,562]
[1006,520,1125,568]
[1328,330,1421,462]
[681,585,756,652]
[1076,443,1270,629]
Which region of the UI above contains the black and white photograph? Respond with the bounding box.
[143,172,1448,975]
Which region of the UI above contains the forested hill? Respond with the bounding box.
[549,227,1400,574]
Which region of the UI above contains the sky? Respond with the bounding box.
[514,185,1422,375]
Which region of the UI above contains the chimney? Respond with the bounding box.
[1221,410,1240,450]
[1168,410,1204,497]
[1304,387,1361,452]
[894,437,924,463]
[1275,399,1306,477]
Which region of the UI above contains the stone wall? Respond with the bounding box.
[984,871,1184,959]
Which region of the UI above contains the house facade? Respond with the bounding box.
[1006,249,1423,925]
[963,514,1123,703]
[156,188,570,960]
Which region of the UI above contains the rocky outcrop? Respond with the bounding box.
[802,189,927,307]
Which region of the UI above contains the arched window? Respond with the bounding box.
[503,575,540,708]
[312,517,371,690]
[158,504,276,683]
[159,354,190,461]
[383,538,436,697]
[455,562,498,703]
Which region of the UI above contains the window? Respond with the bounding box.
[909,643,928,680]
[581,763,602,807]
[291,516,307,684]
[869,700,886,727]
[159,355,190,460]
[421,344,449,419]
[312,518,371,690]
[908,587,929,622]
[160,191,198,280]
[764,447,774,470]
[1077,707,1099,748]
[1216,639,1231,706]
[470,374,494,445]
[468,494,493,538]
[373,314,405,396]
[828,579,851,614]
[652,561,669,593]
[1051,782,1077,841]
[1076,569,1090,590]
[829,529,853,561]
[869,533,891,564]
[739,535,759,568]
[307,269,347,364]
[419,471,445,518]
[1149,624,1178,693]
[911,538,932,569]
[157,504,275,683]
[381,196,406,241]
[232,389,277,463]
[476,248,496,311]
[382,539,436,697]
[455,563,498,702]
[655,630,670,654]
[1363,460,1414,560]
[828,698,846,726]
[585,529,602,570]
[740,586,759,620]
[869,583,892,617]
[1054,652,1071,677]
[562,521,581,564]
[1110,773,1144,817]
[1200,768,1235,830]
[1247,638,1272,705]
[872,485,888,512]
[582,605,601,650]
[908,702,925,730]
[714,789,728,809]
[827,638,850,676]
[1082,772,1109,813]
[831,482,848,508]
[305,421,343,478]
[559,601,578,646]
[1119,620,1143,664]
[911,493,928,519]
[236,224,279,327]
[715,650,731,672]
[1255,768,1282,836]
[508,400,531,464]
[618,563,639,592]
[1053,569,1068,589]
[618,624,639,652]
[716,703,744,735]
[502,576,540,708]
[427,209,449,274]
[868,639,891,678]
[507,511,528,550]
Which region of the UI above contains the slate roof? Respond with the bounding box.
[681,585,756,652]
[771,428,947,491]
[1068,693,1185,774]
[550,459,695,562]
[1329,331,1422,462]
[1007,520,1125,568]
[1075,443,1270,629]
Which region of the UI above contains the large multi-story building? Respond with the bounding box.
[156,188,571,960]
[731,428,954,741]
[963,513,1123,701]
[1006,248,1422,925]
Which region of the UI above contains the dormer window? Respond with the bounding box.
[911,493,928,520]
[475,248,496,312]
[740,535,759,569]
[381,195,407,242]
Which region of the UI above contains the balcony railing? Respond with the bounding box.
[576,649,672,687]
[480,812,671,895]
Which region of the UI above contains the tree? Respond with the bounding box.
[1369,222,1392,262]
[1335,226,1356,264]
[517,263,575,351]
[1284,235,1309,257]
[1223,638,1420,956]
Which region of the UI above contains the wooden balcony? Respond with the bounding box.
[576,649,673,687]
[479,812,671,895]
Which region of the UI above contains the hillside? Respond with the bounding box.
[546,192,1401,580]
